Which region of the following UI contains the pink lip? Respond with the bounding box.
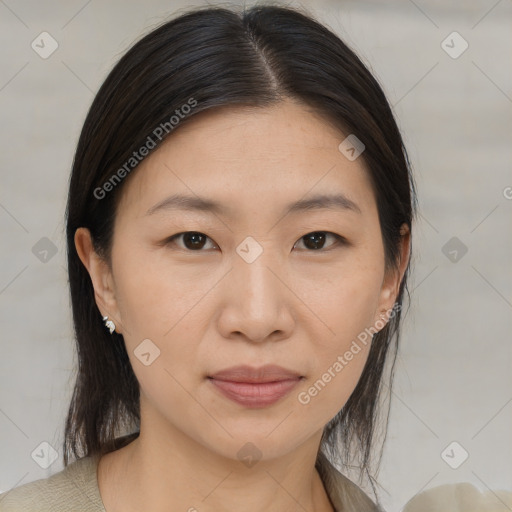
[208,365,303,408]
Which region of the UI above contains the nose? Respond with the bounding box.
[216,244,295,343]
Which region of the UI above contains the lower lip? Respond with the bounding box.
[209,378,302,408]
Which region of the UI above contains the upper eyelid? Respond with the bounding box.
[168,230,342,240]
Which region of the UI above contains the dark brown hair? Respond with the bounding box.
[64,2,416,505]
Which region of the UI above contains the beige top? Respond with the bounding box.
[0,450,382,512]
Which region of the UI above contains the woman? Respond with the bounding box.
[0,4,414,511]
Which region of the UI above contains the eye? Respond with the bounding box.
[165,230,345,252]
[293,231,345,251]
[166,231,218,251]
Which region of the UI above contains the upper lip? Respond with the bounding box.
[208,364,303,383]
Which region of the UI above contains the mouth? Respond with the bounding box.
[208,378,303,408]
[207,365,304,408]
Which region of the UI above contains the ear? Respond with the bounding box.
[74,227,123,334]
[373,223,411,329]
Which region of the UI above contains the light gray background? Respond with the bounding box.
[0,1,511,511]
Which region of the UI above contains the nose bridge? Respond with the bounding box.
[219,235,292,341]
[234,236,282,310]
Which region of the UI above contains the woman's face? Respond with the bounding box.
[78,98,408,461]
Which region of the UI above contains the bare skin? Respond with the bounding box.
[75,98,410,512]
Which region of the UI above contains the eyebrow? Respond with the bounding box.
[145,192,362,217]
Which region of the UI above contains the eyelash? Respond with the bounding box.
[164,231,347,253]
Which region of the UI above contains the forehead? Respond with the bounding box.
[115,99,376,222]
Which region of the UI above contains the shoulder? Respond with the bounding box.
[0,454,105,512]
[316,451,384,512]
[402,482,512,511]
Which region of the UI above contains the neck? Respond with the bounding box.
[98,417,334,512]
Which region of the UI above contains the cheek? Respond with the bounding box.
[295,270,377,418]
[297,342,371,420]
[112,246,206,341]
[113,250,205,417]
[295,251,384,347]
[112,245,215,399]
[293,255,382,417]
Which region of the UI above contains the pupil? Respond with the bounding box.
[185,232,205,249]
[304,232,325,250]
